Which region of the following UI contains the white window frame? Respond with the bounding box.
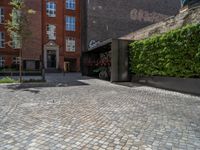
[66,37,76,52]
[0,32,5,48]
[0,56,5,68]
[0,7,5,24]
[66,16,76,31]
[46,2,56,17]
[12,33,21,49]
[46,24,56,40]
[66,0,76,10]
[13,57,20,65]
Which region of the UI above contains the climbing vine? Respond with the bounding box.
[129,24,200,78]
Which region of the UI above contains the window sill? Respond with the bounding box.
[66,51,76,53]
[66,30,76,32]
[66,8,76,10]
[47,15,56,18]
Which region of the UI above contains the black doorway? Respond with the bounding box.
[47,50,56,68]
[64,58,77,72]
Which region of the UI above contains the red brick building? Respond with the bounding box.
[0,0,81,72]
[0,0,20,69]
[42,0,81,72]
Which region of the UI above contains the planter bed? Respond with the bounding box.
[0,71,41,76]
[132,75,200,96]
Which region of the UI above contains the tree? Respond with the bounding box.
[5,0,35,83]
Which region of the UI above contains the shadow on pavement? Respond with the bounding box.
[22,88,41,94]
[113,82,143,88]
[6,80,89,94]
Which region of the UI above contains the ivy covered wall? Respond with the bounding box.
[129,24,200,78]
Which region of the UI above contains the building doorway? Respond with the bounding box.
[64,62,70,72]
[64,58,77,72]
[47,50,56,68]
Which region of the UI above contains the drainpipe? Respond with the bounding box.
[41,0,45,81]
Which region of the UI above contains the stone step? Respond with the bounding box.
[45,69,61,73]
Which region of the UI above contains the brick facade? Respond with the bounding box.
[121,5,200,41]
[64,0,81,72]
[23,0,42,61]
[85,0,181,50]
[0,0,19,67]
[42,0,81,72]
[0,0,81,72]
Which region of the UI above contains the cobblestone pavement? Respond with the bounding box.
[0,73,200,150]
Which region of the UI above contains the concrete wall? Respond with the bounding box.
[86,0,181,49]
[111,39,131,82]
[132,76,200,96]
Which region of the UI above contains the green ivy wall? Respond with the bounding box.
[129,24,200,78]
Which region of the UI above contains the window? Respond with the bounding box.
[13,57,20,65]
[66,16,76,31]
[12,9,21,24]
[0,32,5,48]
[46,24,56,40]
[26,60,36,70]
[0,8,4,24]
[66,37,76,52]
[0,56,5,68]
[12,33,21,49]
[46,2,56,17]
[66,0,76,10]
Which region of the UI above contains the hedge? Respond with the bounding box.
[129,24,200,78]
[0,77,17,84]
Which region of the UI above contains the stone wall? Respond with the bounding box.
[86,0,181,49]
[120,6,200,41]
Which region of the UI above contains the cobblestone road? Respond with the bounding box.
[0,73,200,150]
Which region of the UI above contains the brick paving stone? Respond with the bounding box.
[0,73,200,150]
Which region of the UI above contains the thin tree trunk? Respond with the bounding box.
[19,48,22,83]
[42,49,45,81]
